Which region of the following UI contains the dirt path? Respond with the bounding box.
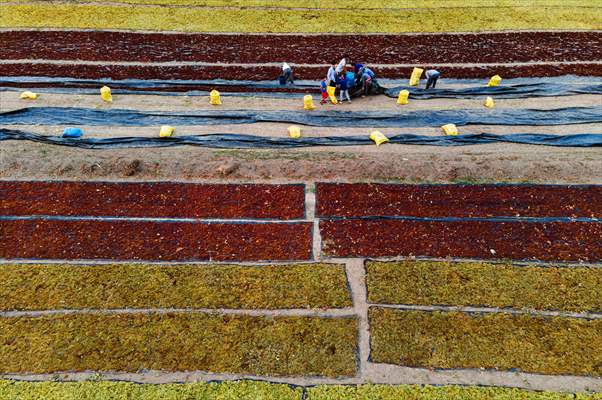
[3,91,601,112]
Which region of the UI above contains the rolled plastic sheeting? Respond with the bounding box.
[2,77,601,99]
[2,107,600,128]
[384,83,602,99]
[2,129,600,149]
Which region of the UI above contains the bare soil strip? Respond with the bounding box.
[2,30,599,64]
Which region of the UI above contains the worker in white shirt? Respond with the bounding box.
[335,55,348,74]
[327,61,338,87]
[280,62,294,85]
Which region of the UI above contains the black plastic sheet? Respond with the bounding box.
[2,106,600,128]
[2,76,601,99]
[2,129,600,149]
[384,82,602,99]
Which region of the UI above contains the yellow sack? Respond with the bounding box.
[288,125,301,138]
[409,67,424,86]
[210,89,222,105]
[327,85,337,104]
[100,86,112,102]
[159,125,175,138]
[441,123,459,136]
[397,90,409,105]
[303,95,316,110]
[370,130,389,146]
[20,91,38,100]
[488,75,502,87]
[484,96,495,108]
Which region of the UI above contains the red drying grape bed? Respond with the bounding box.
[0,219,313,261]
[1,30,601,80]
[316,183,602,219]
[319,219,602,262]
[3,31,600,64]
[0,181,305,220]
[2,62,600,81]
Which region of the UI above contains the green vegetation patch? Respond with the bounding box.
[0,380,302,400]
[0,263,351,311]
[0,313,357,377]
[1,4,599,33]
[306,384,602,400]
[366,260,602,313]
[369,307,602,376]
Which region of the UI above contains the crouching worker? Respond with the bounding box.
[360,66,375,97]
[425,69,440,89]
[280,62,294,85]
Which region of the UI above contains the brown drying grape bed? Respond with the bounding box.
[320,219,602,262]
[0,181,305,220]
[0,219,313,261]
[1,62,600,81]
[3,31,600,64]
[316,183,602,219]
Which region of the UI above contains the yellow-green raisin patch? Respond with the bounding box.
[306,384,602,400]
[366,260,602,313]
[369,307,602,376]
[1,4,599,33]
[0,313,358,377]
[0,380,302,400]
[0,263,351,310]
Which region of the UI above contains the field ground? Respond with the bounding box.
[1,1,601,397]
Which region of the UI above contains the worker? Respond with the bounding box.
[425,69,440,89]
[359,66,376,96]
[327,61,338,87]
[338,72,351,103]
[280,62,294,85]
[335,54,348,74]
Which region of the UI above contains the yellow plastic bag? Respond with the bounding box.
[488,75,502,87]
[327,85,337,104]
[19,91,38,100]
[441,123,459,136]
[288,125,301,138]
[159,125,175,138]
[409,67,424,86]
[100,86,112,102]
[370,130,389,146]
[397,90,409,105]
[303,95,316,110]
[484,96,495,108]
[210,89,222,105]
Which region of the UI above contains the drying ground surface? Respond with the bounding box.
[2,90,600,184]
